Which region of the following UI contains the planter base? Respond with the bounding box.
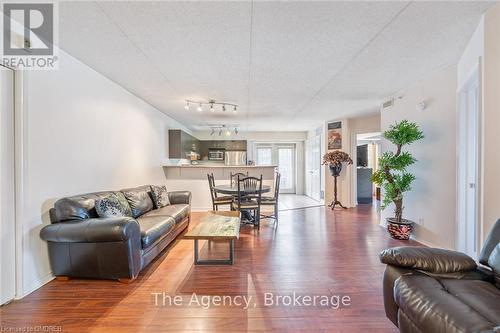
[387,218,414,240]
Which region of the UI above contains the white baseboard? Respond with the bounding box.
[17,272,54,299]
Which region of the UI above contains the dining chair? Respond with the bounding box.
[260,172,281,224]
[229,171,248,187]
[232,175,263,228]
[207,173,233,211]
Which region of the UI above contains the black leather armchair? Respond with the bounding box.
[40,186,191,282]
[380,219,500,333]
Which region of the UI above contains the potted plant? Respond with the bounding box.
[322,150,353,209]
[372,120,424,240]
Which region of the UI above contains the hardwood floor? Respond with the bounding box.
[0,205,420,332]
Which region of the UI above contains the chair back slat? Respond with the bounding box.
[207,173,217,201]
[274,172,281,200]
[230,171,248,187]
[236,175,263,209]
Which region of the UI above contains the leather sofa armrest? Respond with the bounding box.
[379,246,477,274]
[40,217,140,243]
[168,191,192,205]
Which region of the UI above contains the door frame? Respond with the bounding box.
[0,65,16,304]
[456,61,482,258]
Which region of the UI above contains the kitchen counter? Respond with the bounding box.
[162,165,277,210]
[163,164,277,168]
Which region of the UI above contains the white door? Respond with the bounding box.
[306,136,321,200]
[457,67,480,259]
[0,66,16,304]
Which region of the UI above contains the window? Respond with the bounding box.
[256,147,272,165]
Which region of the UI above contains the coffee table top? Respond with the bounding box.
[184,211,241,240]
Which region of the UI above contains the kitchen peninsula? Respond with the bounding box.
[163,164,277,211]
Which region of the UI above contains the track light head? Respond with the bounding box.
[184,101,190,110]
[197,103,203,112]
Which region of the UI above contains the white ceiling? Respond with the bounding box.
[59,1,493,132]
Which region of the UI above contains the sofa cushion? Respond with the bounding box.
[395,274,498,333]
[121,185,154,218]
[136,215,175,249]
[143,204,189,224]
[487,244,500,288]
[440,278,500,324]
[53,191,116,222]
[151,185,170,208]
[95,193,132,218]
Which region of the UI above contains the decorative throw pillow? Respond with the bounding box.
[95,193,133,218]
[151,185,170,208]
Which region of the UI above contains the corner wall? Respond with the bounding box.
[482,4,500,242]
[19,49,187,297]
[380,65,458,249]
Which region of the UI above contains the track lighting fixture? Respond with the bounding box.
[209,125,240,137]
[185,99,238,114]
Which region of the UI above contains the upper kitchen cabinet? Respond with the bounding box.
[168,129,199,159]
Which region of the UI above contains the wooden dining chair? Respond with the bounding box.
[229,171,248,187]
[207,173,233,211]
[260,172,281,224]
[232,175,263,228]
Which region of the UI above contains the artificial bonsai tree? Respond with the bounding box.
[322,150,353,209]
[372,120,424,228]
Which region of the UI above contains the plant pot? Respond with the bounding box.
[386,218,414,240]
[329,164,342,176]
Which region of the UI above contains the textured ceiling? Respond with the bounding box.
[59,1,493,131]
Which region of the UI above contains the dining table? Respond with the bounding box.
[212,184,271,196]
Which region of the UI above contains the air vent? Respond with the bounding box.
[382,99,394,109]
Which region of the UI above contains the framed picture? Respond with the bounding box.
[327,121,342,150]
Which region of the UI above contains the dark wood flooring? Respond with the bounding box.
[0,205,420,332]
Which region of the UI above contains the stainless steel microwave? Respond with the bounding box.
[208,149,225,161]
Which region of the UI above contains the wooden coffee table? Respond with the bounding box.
[184,211,240,265]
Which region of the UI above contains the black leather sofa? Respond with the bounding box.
[40,185,191,282]
[380,219,500,333]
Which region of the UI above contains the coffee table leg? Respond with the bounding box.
[229,239,234,264]
[194,239,199,264]
[194,239,235,265]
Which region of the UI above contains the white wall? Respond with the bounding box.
[18,49,188,297]
[482,4,500,242]
[456,4,500,247]
[380,65,458,249]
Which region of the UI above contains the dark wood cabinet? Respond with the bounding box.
[168,129,199,159]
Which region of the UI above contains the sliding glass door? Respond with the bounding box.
[255,143,296,194]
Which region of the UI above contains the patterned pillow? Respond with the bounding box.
[151,185,170,208]
[95,193,133,218]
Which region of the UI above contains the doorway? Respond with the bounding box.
[0,66,16,305]
[457,66,480,259]
[355,132,381,206]
[255,143,296,194]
